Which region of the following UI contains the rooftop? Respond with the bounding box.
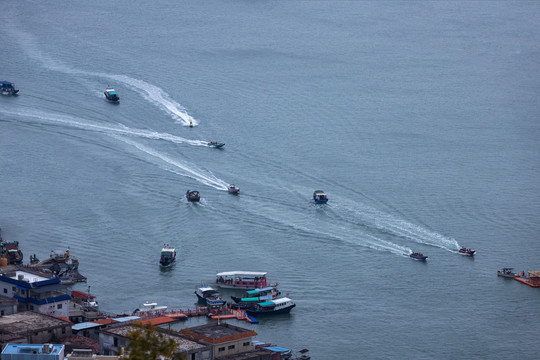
[1,343,64,355]
[180,322,257,344]
[0,311,72,335]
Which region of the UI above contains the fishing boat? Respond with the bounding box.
[231,286,282,304]
[458,247,476,256]
[410,252,428,261]
[104,86,119,102]
[159,245,176,267]
[1,81,19,95]
[228,184,240,194]
[497,268,518,278]
[195,286,226,308]
[208,141,225,148]
[216,271,278,290]
[0,240,23,265]
[244,297,296,316]
[313,190,328,204]
[186,190,200,202]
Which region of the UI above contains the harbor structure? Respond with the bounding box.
[0,270,70,317]
[515,270,540,287]
[1,344,64,360]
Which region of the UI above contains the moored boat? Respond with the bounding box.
[410,252,428,261]
[228,184,240,194]
[104,86,119,102]
[159,245,176,267]
[497,268,518,278]
[195,286,226,308]
[313,190,328,204]
[134,302,168,315]
[0,240,23,265]
[1,81,19,95]
[244,297,296,316]
[186,190,200,202]
[216,271,278,290]
[208,141,225,148]
[458,247,475,256]
[231,286,282,304]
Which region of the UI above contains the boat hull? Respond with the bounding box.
[245,303,296,316]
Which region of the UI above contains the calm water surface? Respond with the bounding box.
[1,1,539,359]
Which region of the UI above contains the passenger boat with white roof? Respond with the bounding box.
[216,271,278,290]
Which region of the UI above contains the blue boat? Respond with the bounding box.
[195,286,226,308]
[313,190,328,204]
[1,81,19,96]
[410,252,428,261]
[104,86,119,102]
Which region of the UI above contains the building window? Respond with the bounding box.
[1,310,4,316]
[114,337,118,347]
[57,304,63,309]
[243,342,250,346]
[218,347,225,352]
[3,288,7,293]
[12,287,15,292]
[62,328,66,334]
[30,305,34,311]
[228,345,235,350]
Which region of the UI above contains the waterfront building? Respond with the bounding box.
[180,322,273,359]
[0,312,72,349]
[99,324,211,359]
[1,344,64,360]
[0,270,70,317]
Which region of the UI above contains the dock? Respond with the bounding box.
[514,271,540,287]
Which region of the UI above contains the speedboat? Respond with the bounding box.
[228,184,240,194]
[133,302,167,314]
[195,286,226,308]
[104,86,119,102]
[186,190,200,202]
[1,81,19,96]
[497,268,518,278]
[244,297,296,316]
[313,190,328,204]
[208,141,225,148]
[159,245,176,267]
[458,247,475,256]
[410,252,428,261]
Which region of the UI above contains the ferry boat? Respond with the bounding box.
[159,245,176,267]
[410,252,428,261]
[208,141,225,148]
[104,86,119,102]
[186,190,200,202]
[216,271,278,290]
[244,297,296,316]
[1,81,19,95]
[497,268,518,278]
[228,184,240,194]
[231,286,282,304]
[313,190,328,204]
[458,247,475,256]
[195,286,226,308]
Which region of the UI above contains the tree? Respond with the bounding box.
[120,323,178,360]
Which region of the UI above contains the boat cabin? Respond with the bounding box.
[216,271,277,290]
[1,81,19,95]
[313,190,328,204]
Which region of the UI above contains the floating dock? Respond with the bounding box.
[514,271,540,287]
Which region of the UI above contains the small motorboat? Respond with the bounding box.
[497,268,518,278]
[228,184,240,194]
[458,247,475,256]
[159,244,176,267]
[104,86,119,102]
[195,286,226,308]
[1,81,19,96]
[208,141,225,148]
[410,252,428,261]
[313,190,328,204]
[186,190,200,202]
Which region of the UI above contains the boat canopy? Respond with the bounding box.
[269,297,292,305]
[247,286,274,294]
[240,297,260,302]
[217,271,267,277]
[257,301,276,307]
[198,286,216,292]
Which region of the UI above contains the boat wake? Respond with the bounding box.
[7,24,197,127]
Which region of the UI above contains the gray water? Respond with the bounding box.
[1,1,539,359]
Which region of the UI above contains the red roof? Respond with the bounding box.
[92,318,118,325]
[59,316,72,323]
[136,317,177,326]
[71,290,96,300]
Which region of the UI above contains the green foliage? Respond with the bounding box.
[120,323,178,360]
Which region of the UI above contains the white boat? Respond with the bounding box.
[228,184,240,194]
[195,286,226,308]
[134,302,168,314]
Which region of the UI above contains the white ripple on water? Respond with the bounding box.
[1,109,206,147]
[7,23,197,126]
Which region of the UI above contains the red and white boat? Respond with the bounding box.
[458,248,476,256]
[216,271,278,290]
